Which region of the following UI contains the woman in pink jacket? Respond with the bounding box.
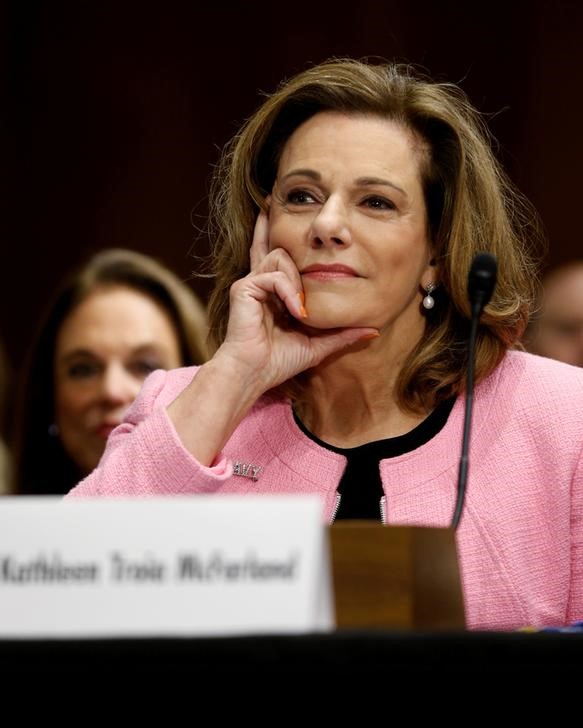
[69,58,583,632]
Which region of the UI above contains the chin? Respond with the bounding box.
[303,291,373,330]
[302,311,369,331]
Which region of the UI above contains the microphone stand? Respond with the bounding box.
[451,252,497,530]
[451,312,479,529]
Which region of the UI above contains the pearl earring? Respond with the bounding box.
[422,283,436,310]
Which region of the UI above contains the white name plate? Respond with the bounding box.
[0,495,333,638]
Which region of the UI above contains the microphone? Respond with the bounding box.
[468,252,498,318]
[451,252,498,529]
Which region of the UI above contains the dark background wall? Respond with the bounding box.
[2,0,582,379]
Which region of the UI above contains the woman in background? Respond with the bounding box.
[524,260,583,367]
[13,248,208,495]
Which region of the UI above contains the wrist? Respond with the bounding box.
[211,344,270,400]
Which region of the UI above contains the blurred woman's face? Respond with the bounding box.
[269,111,435,346]
[529,266,583,367]
[54,285,182,475]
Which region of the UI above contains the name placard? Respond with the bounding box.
[0,495,333,638]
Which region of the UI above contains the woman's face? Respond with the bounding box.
[269,111,435,341]
[54,285,182,475]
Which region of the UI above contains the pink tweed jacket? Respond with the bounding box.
[68,350,583,632]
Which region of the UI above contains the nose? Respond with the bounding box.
[100,363,140,405]
[310,196,352,248]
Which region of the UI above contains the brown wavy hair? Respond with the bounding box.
[207,58,543,412]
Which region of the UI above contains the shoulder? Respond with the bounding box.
[498,349,583,391]
[466,351,583,467]
[478,349,583,415]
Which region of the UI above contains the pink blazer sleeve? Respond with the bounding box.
[66,368,231,497]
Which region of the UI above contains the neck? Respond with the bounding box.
[296,331,428,448]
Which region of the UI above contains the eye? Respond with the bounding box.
[552,321,582,337]
[286,189,317,205]
[363,196,395,211]
[66,361,100,380]
[129,359,163,378]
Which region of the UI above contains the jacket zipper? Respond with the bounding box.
[329,493,387,524]
[329,493,342,524]
[379,495,387,524]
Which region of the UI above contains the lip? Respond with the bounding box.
[95,423,120,440]
[300,264,359,279]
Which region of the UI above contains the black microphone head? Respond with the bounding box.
[468,252,497,317]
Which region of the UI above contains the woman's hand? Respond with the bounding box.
[216,211,378,395]
[168,211,377,466]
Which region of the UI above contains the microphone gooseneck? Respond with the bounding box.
[468,252,497,318]
[451,252,498,529]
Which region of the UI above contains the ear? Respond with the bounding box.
[421,256,439,290]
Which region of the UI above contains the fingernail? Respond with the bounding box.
[297,292,308,318]
[359,332,380,341]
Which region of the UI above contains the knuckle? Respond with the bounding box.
[229,277,246,297]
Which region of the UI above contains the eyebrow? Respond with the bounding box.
[58,349,100,363]
[356,176,407,197]
[278,169,407,197]
[279,169,321,183]
[58,344,166,363]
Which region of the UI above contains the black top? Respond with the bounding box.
[293,397,456,521]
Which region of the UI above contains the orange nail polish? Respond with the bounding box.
[297,292,308,318]
[360,332,380,341]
